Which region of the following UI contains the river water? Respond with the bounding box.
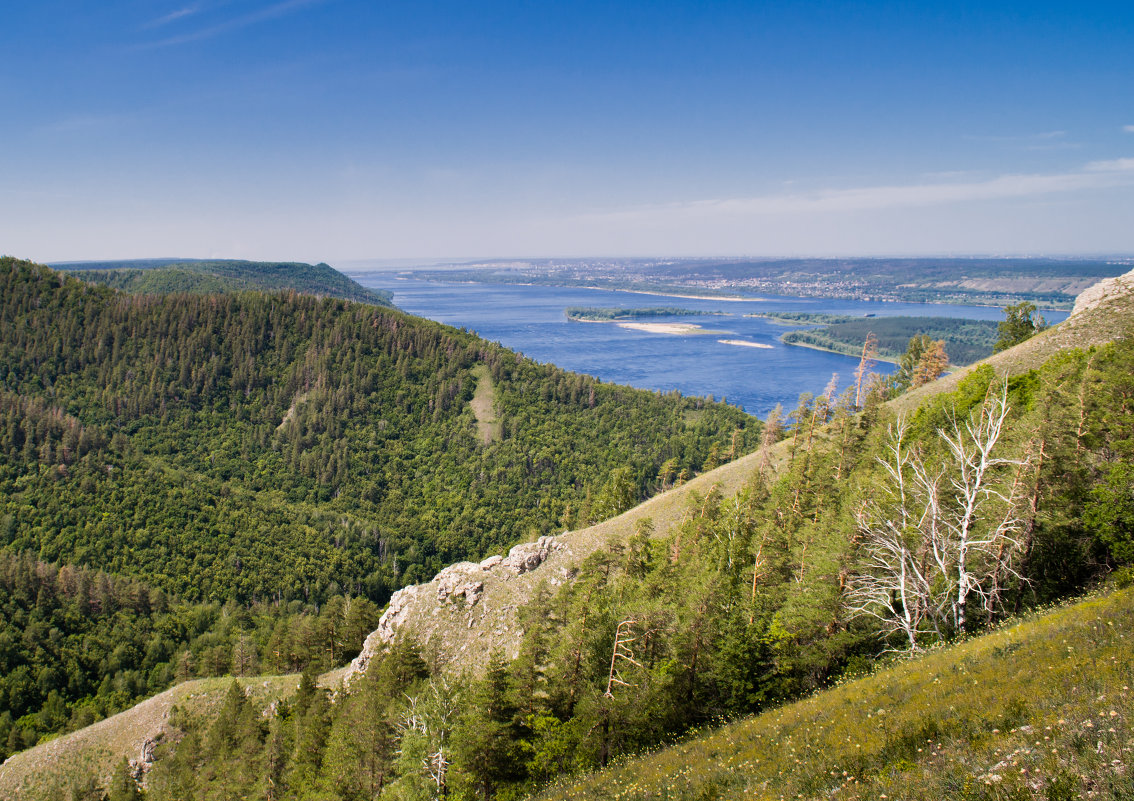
[351,274,1067,418]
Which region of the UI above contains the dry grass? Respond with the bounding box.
[470,363,503,444]
[538,587,1134,801]
[0,671,357,800]
[391,438,783,674]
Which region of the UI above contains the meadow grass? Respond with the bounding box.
[538,588,1134,800]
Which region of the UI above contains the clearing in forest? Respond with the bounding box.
[470,363,502,444]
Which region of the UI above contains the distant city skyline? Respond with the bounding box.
[3,1,1132,262]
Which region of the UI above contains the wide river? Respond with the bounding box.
[352,274,1067,418]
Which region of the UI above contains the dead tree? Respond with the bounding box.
[854,333,878,408]
[848,381,1027,649]
[604,619,642,698]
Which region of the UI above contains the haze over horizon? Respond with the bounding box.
[3,1,1133,263]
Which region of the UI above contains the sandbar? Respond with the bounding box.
[616,322,711,335]
[718,339,773,349]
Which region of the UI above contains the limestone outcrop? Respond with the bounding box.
[1071,267,1134,317]
[344,535,565,682]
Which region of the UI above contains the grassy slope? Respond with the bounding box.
[371,441,774,674]
[0,674,309,800]
[538,587,1134,801]
[470,363,502,444]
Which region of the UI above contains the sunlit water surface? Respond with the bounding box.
[352,275,1067,418]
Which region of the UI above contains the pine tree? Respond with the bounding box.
[911,339,949,388]
[105,757,143,801]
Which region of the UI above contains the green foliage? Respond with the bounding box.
[781,315,998,366]
[888,333,924,392]
[564,307,719,321]
[0,256,756,762]
[67,326,1134,800]
[1,257,755,609]
[532,587,1134,801]
[1084,462,1134,564]
[0,550,378,761]
[105,756,144,801]
[995,301,1048,352]
[61,259,395,307]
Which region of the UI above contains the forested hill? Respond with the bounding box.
[1,257,756,604]
[0,256,757,758]
[55,258,394,307]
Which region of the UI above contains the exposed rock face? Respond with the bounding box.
[130,733,166,782]
[501,536,560,574]
[345,534,565,682]
[1071,268,1134,317]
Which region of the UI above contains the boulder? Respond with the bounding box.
[501,535,561,574]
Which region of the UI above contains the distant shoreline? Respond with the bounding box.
[584,286,758,302]
[779,337,902,366]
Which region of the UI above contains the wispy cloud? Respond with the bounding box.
[581,157,1134,224]
[139,0,326,48]
[141,5,201,30]
[1085,157,1134,172]
[1124,125,1134,134]
[963,130,1067,143]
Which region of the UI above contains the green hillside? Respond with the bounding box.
[0,257,757,761]
[540,586,1134,801]
[56,258,395,307]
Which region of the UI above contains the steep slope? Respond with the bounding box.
[347,268,1134,676]
[346,442,774,678]
[1,257,755,603]
[0,675,306,800]
[537,586,1134,801]
[56,258,395,307]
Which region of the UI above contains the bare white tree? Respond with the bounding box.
[937,385,1027,632]
[396,676,459,799]
[848,381,1027,650]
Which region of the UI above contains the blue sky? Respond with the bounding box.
[2,0,1132,262]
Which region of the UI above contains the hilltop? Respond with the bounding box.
[893,266,1134,413]
[54,258,395,307]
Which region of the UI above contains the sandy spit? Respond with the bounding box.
[718,339,773,349]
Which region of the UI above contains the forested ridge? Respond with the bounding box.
[57,259,395,308]
[0,256,757,759]
[80,316,1134,801]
